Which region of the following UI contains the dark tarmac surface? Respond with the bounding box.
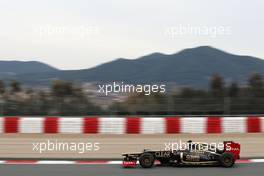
[0,163,263,176]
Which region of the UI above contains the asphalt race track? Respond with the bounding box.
[0,163,263,176]
[1,134,263,158]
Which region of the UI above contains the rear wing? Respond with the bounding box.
[223,141,240,159]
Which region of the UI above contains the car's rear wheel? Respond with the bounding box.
[139,153,155,168]
[219,152,235,167]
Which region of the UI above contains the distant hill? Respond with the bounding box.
[1,46,264,87]
[0,60,58,80]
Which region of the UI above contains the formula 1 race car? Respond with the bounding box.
[122,141,240,168]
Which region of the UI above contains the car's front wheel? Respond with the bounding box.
[139,153,155,168]
[219,152,235,167]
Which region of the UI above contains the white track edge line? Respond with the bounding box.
[0,159,263,164]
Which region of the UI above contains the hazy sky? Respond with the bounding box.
[0,0,263,70]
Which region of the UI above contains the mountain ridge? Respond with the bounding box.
[1,46,264,88]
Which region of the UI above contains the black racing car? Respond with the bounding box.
[122,141,240,168]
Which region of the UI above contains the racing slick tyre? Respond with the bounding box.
[219,152,235,167]
[139,153,155,168]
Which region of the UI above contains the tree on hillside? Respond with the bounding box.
[10,80,21,93]
[51,80,74,97]
[228,82,239,97]
[0,80,5,94]
[210,74,224,97]
[248,73,264,97]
